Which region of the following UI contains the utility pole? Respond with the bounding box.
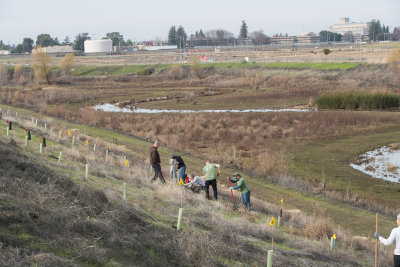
[359,33,362,61]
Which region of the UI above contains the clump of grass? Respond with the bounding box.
[316,91,400,110]
[304,218,333,240]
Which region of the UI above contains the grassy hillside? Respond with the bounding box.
[0,109,388,266]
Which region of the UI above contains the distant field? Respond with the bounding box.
[212,62,361,70]
[70,62,361,76]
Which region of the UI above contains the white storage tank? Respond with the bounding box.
[84,39,112,53]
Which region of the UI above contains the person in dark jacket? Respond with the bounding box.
[171,154,186,183]
[150,141,165,183]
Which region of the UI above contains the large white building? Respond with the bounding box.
[330,18,369,36]
[84,39,112,53]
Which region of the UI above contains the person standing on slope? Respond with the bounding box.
[170,154,177,183]
[228,172,251,211]
[203,160,220,200]
[172,154,186,183]
[150,141,165,183]
[374,213,400,267]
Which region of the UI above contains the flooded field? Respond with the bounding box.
[350,145,400,183]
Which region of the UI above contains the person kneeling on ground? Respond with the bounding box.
[184,174,205,193]
[228,172,251,211]
[374,213,400,267]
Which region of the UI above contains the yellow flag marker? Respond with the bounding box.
[269,216,276,227]
[281,197,283,204]
[68,130,71,136]
[85,140,88,146]
[178,179,184,186]
[125,159,129,166]
[332,233,336,240]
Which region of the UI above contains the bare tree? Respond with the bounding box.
[59,53,75,77]
[31,48,53,84]
[250,30,270,45]
[0,65,9,85]
[343,31,355,42]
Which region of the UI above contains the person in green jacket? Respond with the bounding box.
[203,160,221,200]
[228,172,251,211]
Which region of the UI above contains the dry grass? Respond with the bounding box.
[0,111,394,266]
[304,218,333,241]
[386,163,398,174]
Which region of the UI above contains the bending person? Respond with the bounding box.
[228,172,251,211]
[374,213,400,267]
[172,154,186,183]
[184,174,205,193]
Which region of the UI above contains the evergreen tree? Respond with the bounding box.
[22,38,34,53]
[36,34,55,47]
[199,29,205,39]
[176,26,187,49]
[239,20,248,39]
[74,33,90,52]
[368,19,383,41]
[62,36,72,46]
[168,26,177,45]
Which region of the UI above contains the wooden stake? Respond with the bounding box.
[58,152,62,163]
[375,213,378,267]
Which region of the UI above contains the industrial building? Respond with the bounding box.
[32,46,73,54]
[271,34,320,45]
[84,39,112,53]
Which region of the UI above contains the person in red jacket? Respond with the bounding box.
[150,141,165,183]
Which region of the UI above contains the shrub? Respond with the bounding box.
[167,65,184,80]
[316,91,400,110]
[0,65,9,85]
[304,218,333,240]
[139,67,155,76]
[323,49,331,55]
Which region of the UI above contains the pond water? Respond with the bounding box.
[93,103,310,114]
[349,145,400,183]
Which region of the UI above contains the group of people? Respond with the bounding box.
[151,141,400,265]
[149,141,251,211]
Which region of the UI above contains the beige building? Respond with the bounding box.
[271,34,319,45]
[32,46,73,54]
[330,18,369,36]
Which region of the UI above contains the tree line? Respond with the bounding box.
[0,32,136,54]
[1,19,399,53]
[168,21,271,46]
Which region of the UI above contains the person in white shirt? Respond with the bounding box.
[374,213,400,267]
[170,154,177,183]
[184,174,205,193]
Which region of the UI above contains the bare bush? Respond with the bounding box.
[0,65,9,85]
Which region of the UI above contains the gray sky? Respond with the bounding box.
[1,0,399,45]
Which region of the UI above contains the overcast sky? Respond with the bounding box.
[1,0,399,45]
